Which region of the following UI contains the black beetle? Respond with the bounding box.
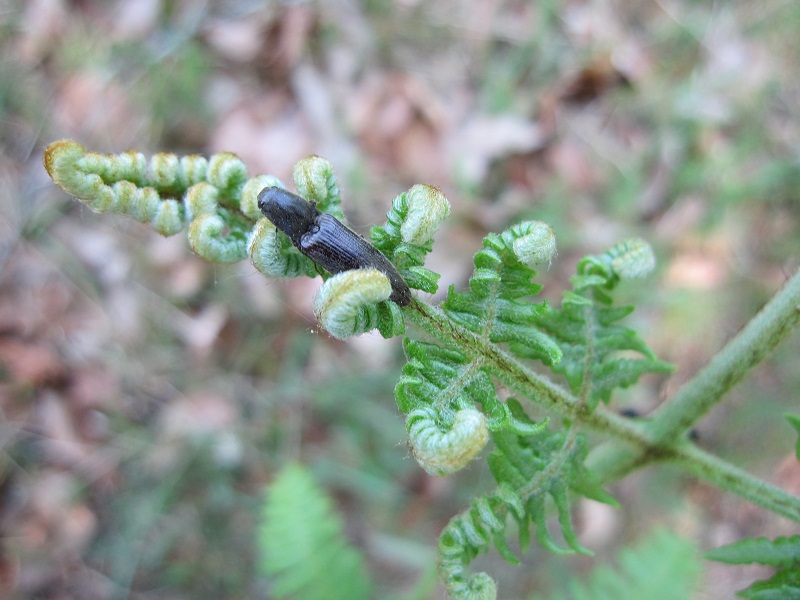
[257,186,412,306]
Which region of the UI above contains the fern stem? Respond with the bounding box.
[406,293,800,523]
[648,267,800,442]
[671,443,800,523]
[404,300,651,447]
[590,268,800,483]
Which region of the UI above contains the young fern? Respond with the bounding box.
[441,221,562,367]
[437,400,620,598]
[370,183,450,295]
[706,535,800,598]
[45,141,800,600]
[42,141,672,598]
[396,339,550,475]
[523,238,674,411]
[534,528,703,600]
[259,464,372,600]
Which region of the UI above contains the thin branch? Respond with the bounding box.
[671,442,800,523]
[649,267,800,440]
[589,268,800,484]
[405,294,800,523]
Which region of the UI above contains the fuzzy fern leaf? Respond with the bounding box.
[370,184,450,295]
[707,534,800,599]
[707,535,800,568]
[437,400,618,599]
[258,464,372,600]
[441,222,562,366]
[488,401,614,555]
[520,240,673,411]
[396,339,548,475]
[533,528,702,600]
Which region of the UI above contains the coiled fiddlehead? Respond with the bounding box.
[406,406,490,476]
[44,140,254,258]
[313,269,405,339]
[371,184,450,295]
[44,141,424,339]
[299,182,450,339]
[292,155,344,221]
[396,339,549,477]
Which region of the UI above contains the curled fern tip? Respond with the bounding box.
[609,238,656,280]
[511,220,557,268]
[407,407,489,476]
[313,269,400,339]
[400,184,451,245]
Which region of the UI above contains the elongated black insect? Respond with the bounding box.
[257,186,412,306]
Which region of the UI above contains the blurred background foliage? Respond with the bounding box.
[0,0,798,598]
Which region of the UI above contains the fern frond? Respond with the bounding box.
[441,222,562,366]
[292,155,344,220]
[44,140,263,256]
[734,569,800,600]
[248,217,317,278]
[534,528,702,600]
[438,491,511,600]
[313,269,405,339]
[705,536,800,600]
[523,240,673,411]
[488,415,601,556]
[706,535,800,569]
[396,340,548,449]
[371,184,450,295]
[259,464,372,600]
[438,409,615,599]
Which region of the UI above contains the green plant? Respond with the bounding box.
[44,140,800,599]
[260,464,373,600]
[703,415,800,598]
[534,528,703,600]
[706,534,800,598]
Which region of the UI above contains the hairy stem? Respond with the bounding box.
[590,268,800,484]
[404,295,800,523]
[669,443,800,523]
[405,300,652,446]
[649,267,800,439]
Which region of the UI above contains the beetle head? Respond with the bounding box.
[257,187,319,247]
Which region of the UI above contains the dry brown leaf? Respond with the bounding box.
[204,17,265,62]
[350,73,449,179]
[256,5,318,81]
[211,102,311,181]
[159,392,238,438]
[15,0,68,65]
[111,0,162,41]
[560,54,630,104]
[0,338,66,387]
[36,393,92,466]
[173,304,229,357]
[52,73,146,146]
[446,113,546,185]
[546,138,601,193]
[66,367,119,411]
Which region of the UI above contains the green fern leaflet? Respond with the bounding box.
[258,464,372,600]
